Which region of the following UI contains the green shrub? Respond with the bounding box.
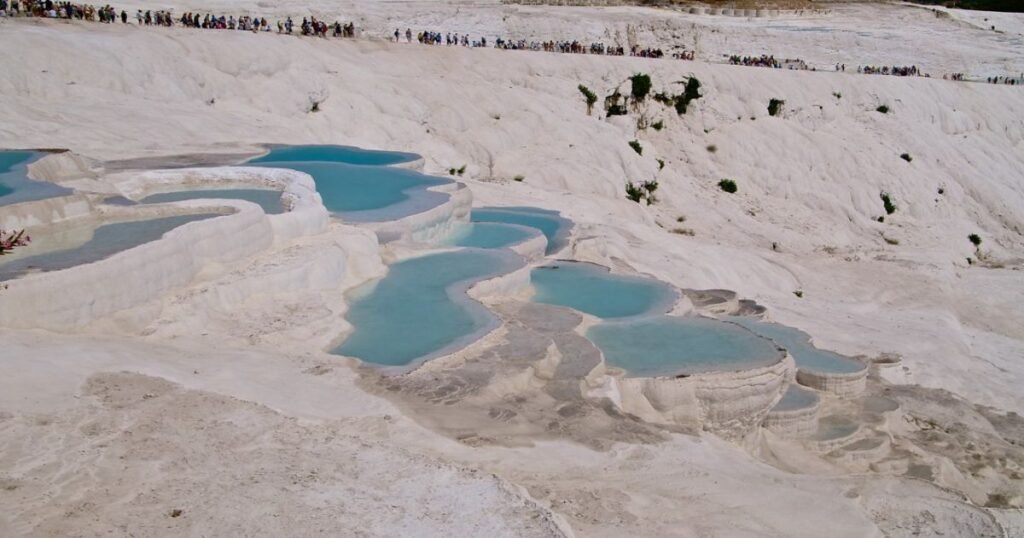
[605,90,628,117]
[629,140,643,156]
[718,179,738,193]
[578,84,598,115]
[652,120,664,131]
[625,180,659,204]
[833,92,842,99]
[876,105,890,114]
[900,153,912,162]
[877,216,885,223]
[662,76,703,116]
[448,168,457,176]
[630,73,652,103]
[642,180,658,205]
[793,290,804,298]
[657,158,665,170]
[706,144,717,153]
[880,192,896,215]
[884,236,900,245]
[513,175,525,182]
[968,233,982,247]
[676,215,687,222]
[768,98,785,117]
[625,182,645,203]
[683,77,702,103]
[456,165,466,176]
[671,228,695,236]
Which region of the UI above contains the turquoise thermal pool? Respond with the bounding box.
[248,144,418,166]
[0,150,73,206]
[332,248,521,368]
[0,213,221,281]
[586,317,785,377]
[471,207,572,255]
[247,146,449,222]
[531,261,677,319]
[773,385,820,412]
[444,222,539,249]
[725,317,865,374]
[140,189,285,215]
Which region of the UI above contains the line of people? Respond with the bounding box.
[858,65,920,77]
[5,6,1020,90]
[1,1,358,38]
[399,29,694,61]
[729,55,809,71]
[986,75,1021,85]
[1,0,119,21]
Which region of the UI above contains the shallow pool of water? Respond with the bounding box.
[444,222,538,249]
[332,248,521,368]
[0,213,221,281]
[814,415,859,441]
[249,156,449,222]
[140,189,285,215]
[471,207,572,254]
[531,261,677,319]
[586,316,784,377]
[773,385,820,412]
[0,150,73,206]
[248,145,418,166]
[725,317,865,374]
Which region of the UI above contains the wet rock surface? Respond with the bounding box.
[364,301,670,450]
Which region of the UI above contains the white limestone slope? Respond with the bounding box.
[1,3,1024,536]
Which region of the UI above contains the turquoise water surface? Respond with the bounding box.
[587,316,784,377]
[0,213,221,281]
[445,222,539,249]
[531,261,677,319]
[773,385,820,412]
[0,150,73,206]
[725,317,865,374]
[247,146,449,222]
[249,145,418,166]
[332,249,521,368]
[140,189,285,215]
[471,207,572,254]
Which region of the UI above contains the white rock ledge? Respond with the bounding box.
[796,367,868,398]
[610,355,796,442]
[363,182,472,245]
[763,391,822,438]
[111,165,330,245]
[0,165,332,330]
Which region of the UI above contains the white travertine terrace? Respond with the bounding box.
[611,355,796,441]
[0,165,331,330]
[763,391,822,438]
[365,182,473,245]
[795,367,868,398]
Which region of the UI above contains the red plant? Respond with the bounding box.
[0,229,30,255]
